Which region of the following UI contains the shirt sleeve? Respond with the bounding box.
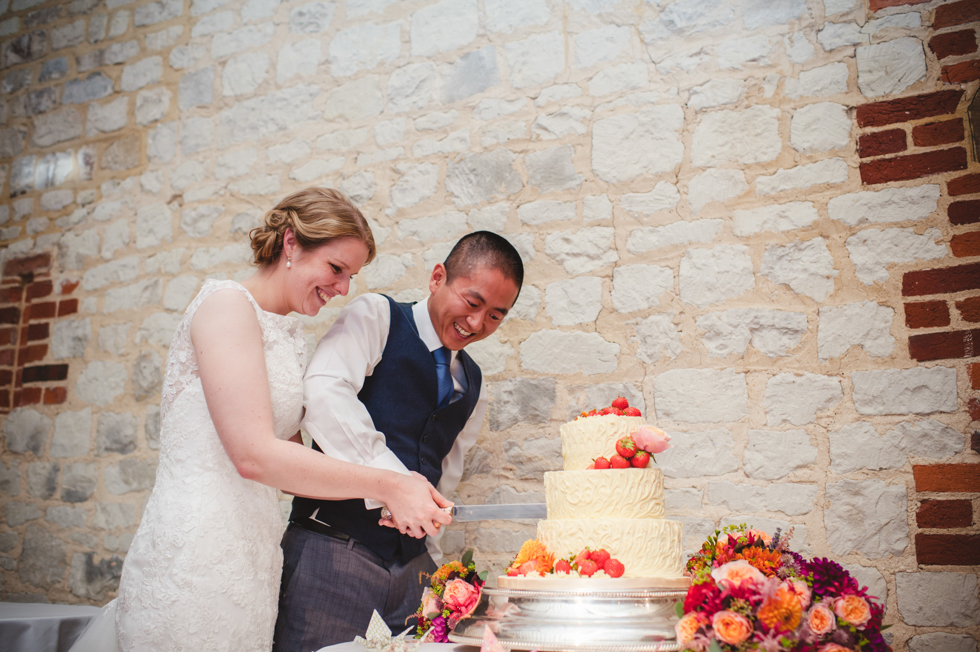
[301,294,412,510]
[426,377,488,562]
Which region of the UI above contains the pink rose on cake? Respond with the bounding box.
[633,426,670,455]
[443,578,481,618]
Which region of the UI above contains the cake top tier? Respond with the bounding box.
[559,415,646,471]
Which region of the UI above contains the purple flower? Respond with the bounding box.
[805,558,862,598]
[428,615,449,643]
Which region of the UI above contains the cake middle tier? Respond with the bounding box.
[537,518,684,578]
[544,469,665,520]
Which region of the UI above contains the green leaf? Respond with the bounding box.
[478,570,488,582]
[708,639,724,652]
[461,549,474,568]
[425,611,441,619]
[675,602,685,618]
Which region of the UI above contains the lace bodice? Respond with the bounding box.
[115,279,307,652]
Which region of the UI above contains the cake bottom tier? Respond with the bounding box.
[537,518,684,579]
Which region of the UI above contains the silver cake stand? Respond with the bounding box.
[449,583,687,652]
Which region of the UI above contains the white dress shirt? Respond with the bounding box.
[302,294,488,560]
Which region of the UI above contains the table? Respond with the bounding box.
[319,643,467,652]
[0,602,102,652]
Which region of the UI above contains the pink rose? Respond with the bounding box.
[675,612,707,645]
[792,579,812,610]
[442,579,480,618]
[420,587,443,618]
[711,560,766,588]
[806,603,836,637]
[633,426,671,454]
[834,595,872,629]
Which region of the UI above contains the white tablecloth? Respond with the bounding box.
[318,643,469,652]
[0,602,102,652]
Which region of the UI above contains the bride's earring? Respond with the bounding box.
[286,256,292,269]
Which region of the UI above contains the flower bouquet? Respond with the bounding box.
[413,549,487,642]
[677,525,891,652]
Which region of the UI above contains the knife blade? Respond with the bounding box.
[448,503,547,521]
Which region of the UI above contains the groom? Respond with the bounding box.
[273,231,523,651]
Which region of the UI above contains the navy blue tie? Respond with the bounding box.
[433,347,453,408]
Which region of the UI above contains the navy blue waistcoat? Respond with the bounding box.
[289,296,482,563]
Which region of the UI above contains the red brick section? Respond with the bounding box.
[903,263,980,296]
[917,499,973,528]
[856,90,963,128]
[914,464,980,492]
[949,200,980,225]
[929,29,979,60]
[957,297,980,322]
[916,533,980,565]
[943,59,980,84]
[0,253,72,412]
[934,0,980,29]
[911,119,965,147]
[869,0,929,11]
[904,300,951,328]
[908,328,980,361]
[973,431,980,454]
[948,172,980,196]
[858,129,907,158]
[859,147,967,185]
[970,362,980,388]
[951,232,980,257]
[971,398,980,421]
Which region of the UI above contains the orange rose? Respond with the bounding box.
[834,595,871,629]
[675,612,707,644]
[747,529,773,546]
[792,579,812,610]
[711,610,753,645]
[817,644,853,652]
[806,603,836,636]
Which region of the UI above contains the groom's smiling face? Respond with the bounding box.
[427,262,519,351]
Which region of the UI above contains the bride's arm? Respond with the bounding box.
[191,289,451,539]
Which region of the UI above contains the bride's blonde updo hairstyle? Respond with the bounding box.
[249,187,376,267]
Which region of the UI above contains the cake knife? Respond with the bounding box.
[380,503,547,521]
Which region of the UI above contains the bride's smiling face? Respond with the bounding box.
[285,234,370,317]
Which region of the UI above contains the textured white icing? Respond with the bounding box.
[545,469,665,520]
[560,415,646,470]
[537,518,684,578]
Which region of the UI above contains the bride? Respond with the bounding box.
[71,188,452,652]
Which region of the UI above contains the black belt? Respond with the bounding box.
[289,517,351,542]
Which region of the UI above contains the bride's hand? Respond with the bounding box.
[379,473,452,539]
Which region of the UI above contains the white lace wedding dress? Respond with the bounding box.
[70,280,306,652]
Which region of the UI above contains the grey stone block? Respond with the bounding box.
[7,502,42,527]
[51,317,91,360]
[502,437,561,480]
[93,502,136,530]
[3,408,52,455]
[69,552,123,600]
[145,405,161,450]
[179,66,214,111]
[18,524,67,589]
[0,531,18,553]
[105,458,157,494]
[62,72,114,104]
[825,479,907,558]
[61,462,97,503]
[0,460,20,497]
[442,46,499,104]
[289,1,334,33]
[2,30,47,68]
[489,378,555,431]
[896,572,980,627]
[525,145,582,194]
[101,135,140,171]
[445,150,522,207]
[131,352,162,401]
[46,505,87,529]
[134,0,182,26]
[659,429,739,479]
[27,462,59,499]
[96,411,140,456]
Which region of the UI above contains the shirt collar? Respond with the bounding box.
[413,297,448,355]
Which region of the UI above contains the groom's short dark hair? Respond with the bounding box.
[444,231,524,292]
